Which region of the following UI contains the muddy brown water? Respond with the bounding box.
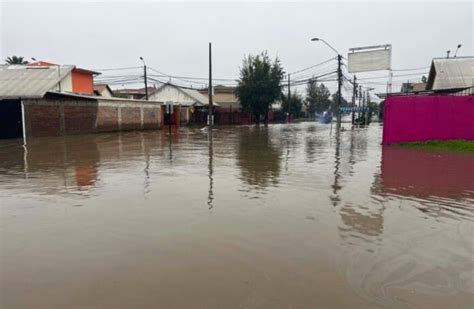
[1,123,473,309]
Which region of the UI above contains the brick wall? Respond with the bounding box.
[64,105,97,134]
[24,104,61,137]
[120,107,142,131]
[143,107,160,129]
[22,98,162,138]
[97,106,119,132]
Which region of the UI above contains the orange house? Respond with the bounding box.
[29,61,100,95]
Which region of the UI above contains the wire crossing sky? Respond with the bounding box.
[1,0,472,99]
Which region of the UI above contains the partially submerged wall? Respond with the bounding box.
[23,98,162,138]
[383,95,474,145]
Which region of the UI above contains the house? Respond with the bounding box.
[199,85,280,124]
[400,82,426,93]
[93,84,114,97]
[113,86,156,100]
[28,61,100,94]
[148,83,216,125]
[426,56,474,91]
[199,85,252,124]
[199,85,240,110]
[0,64,163,140]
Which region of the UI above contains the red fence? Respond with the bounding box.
[383,95,474,145]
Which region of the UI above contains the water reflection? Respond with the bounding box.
[330,131,342,207]
[208,131,214,209]
[339,205,384,239]
[378,146,474,219]
[1,124,473,308]
[236,127,281,192]
[0,136,101,196]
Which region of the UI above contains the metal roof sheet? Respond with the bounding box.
[44,91,163,103]
[426,57,474,90]
[0,65,74,99]
[150,84,218,106]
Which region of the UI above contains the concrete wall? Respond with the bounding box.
[23,98,162,138]
[383,95,474,145]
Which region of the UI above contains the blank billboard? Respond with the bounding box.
[348,49,391,73]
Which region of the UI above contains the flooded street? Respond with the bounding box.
[1,123,473,308]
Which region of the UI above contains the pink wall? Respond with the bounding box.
[383,95,474,145]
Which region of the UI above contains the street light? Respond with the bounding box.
[311,37,339,55]
[139,57,148,100]
[311,37,342,128]
[454,44,462,57]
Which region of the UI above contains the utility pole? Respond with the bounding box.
[351,75,357,125]
[208,42,213,127]
[144,65,148,100]
[287,74,291,123]
[140,57,148,100]
[365,90,370,125]
[337,54,342,128]
[358,85,362,122]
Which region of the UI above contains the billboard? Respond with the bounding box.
[348,45,391,73]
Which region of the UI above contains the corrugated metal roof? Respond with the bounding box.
[426,57,474,90]
[44,91,163,103]
[179,87,216,105]
[0,64,74,99]
[150,84,218,106]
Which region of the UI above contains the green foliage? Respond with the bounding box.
[421,75,428,83]
[235,51,284,124]
[398,140,474,152]
[304,79,317,118]
[331,92,352,110]
[5,56,29,65]
[281,91,303,117]
[304,81,332,115]
[378,100,385,121]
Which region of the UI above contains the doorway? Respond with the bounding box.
[0,99,23,139]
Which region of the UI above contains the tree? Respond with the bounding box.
[235,51,284,125]
[421,75,428,83]
[308,83,332,114]
[5,56,29,65]
[281,91,303,118]
[304,79,318,118]
[331,92,349,114]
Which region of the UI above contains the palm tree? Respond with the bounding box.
[5,56,29,65]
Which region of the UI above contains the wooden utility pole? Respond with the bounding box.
[358,85,362,121]
[139,57,148,100]
[208,42,213,127]
[337,54,342,128]
[365,90,370,125]
[351,75,357,125]
[287,74,291,123]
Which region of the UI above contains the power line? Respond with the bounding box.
[94,66,141,71]
[288,57,337,75]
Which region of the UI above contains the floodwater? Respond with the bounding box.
[0,123,473,309]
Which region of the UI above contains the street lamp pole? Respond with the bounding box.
[311,38,342,128]
[139,57,148,100]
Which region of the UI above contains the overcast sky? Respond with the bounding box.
[1,0,472,98]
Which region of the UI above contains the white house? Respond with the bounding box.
[148,84,217,124]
